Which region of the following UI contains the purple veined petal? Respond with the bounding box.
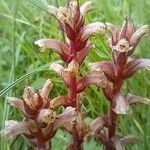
[7,97,26,114]
[37,108,56,125]
[50,96,68,109]
[123,59,150,79]
[120,135,139,145]
[113,94,130,115]
[62,122,74,133]
[125,19,135,40]
[112,135,125,150]
[34,39,70,54]
[119,19,128,39]
[77,70,108,93]
[40,79,53,99]
[65,59,79,76]
[126,94,150,105]
[130,25,149,46]
[50,63,64,76]
[77,70,107,93]
[84,71,107,88]
[89,117,106,133]
[1,120,31,140]
[106,22,118,44]
[53,107,76,131]
[119,18,135,40]
[77,42,92,64]
[80,22,106,41]
[50,63,70,86]
[23,87,39,110]
[90,61,116,82]
[80,1,92,17]
[48,5,58,17]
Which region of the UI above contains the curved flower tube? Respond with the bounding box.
[35,1,105,64]
[2,80,76,149]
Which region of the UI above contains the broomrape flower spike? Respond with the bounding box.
[35,0,106,64]
[89,18,150,150]
[1,1,150,150]
[106,18,149,54]
[2,80,76,149]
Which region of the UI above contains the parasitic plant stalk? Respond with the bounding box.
[91,18,150,149]
[35,1,106,149]
[1,1,150,150]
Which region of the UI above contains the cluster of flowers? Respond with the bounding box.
[1,1,150,150]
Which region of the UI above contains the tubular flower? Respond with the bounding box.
[106,18,149,54]
[35,1,105,64]
[89,19,150,116]
[2,79,76,149]
[63,111,107,149]
[1,107,76,149]
[8,79,67,119]
[105,19,150,80]
[50,62,107,106]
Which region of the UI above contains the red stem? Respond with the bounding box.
[105,81,122,150]
[72,124,83,150]
[68,49,83,149]
[69,75,77,105]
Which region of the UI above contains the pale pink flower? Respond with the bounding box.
[35,1,105,64]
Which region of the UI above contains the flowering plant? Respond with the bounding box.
[1,1,150,150]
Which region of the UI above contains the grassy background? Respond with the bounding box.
[0,0,150,149]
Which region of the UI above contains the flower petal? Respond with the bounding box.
[130,25,149,46]
[50,63,70,86]
[37,108,56,124]
[123,59,150,79]
[77,42,92,64]
[126,94,150,105]
[90,61,115,82]
[50,96,68,109]
[119,18,135,40]
[106,22,118,44]
[1,120,31,140]
[50,63,64,75]
[8,97,26,114]
[85,71,107,88]
[53,107,76,131]
[80,1,92,17]
[34,39,70,54]
[113,94,130,115]
[89,117,106,133]
[77,70,107,93]
[65,59,79,76]
[112,135,125,150]
[80,22,106,41]
[120,135,139,145]
[40,79,53,99]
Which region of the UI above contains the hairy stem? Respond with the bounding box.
[108,107,118,139]
[106,81,122,150]
[72,124,83,150]
[69,75,77,105]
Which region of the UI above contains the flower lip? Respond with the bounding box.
[113,94,130,115]
[106,19,149,55]
[113,39,130,53]
[37,109,57,124]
